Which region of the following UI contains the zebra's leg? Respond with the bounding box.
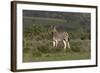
[67,41,70,48]
[55,40,58,47]
[53,40,56,47]
[63,40,66,50]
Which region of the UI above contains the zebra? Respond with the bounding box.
[52,26,70,50]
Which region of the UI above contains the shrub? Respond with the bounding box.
[70,40,82,52]
[70,39,90,52]
[31,48,42,57]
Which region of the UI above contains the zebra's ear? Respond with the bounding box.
[50,25,53,32]
[51,25,53,29]
[50,25,57,31]
[53,25,56,29]
[50,25,54,33]
[51,25,55,29]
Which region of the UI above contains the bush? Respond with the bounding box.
[37,45,50,53]
[70,39,90,52]
[71,41,81,52]
[31,48,42,57]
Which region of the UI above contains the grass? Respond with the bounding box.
[23,51,90,62]
[23,39,91,62]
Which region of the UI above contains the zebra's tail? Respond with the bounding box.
[65,32,70,42]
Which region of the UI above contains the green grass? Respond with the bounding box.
[23,51,90,62]
[23,39,90,62]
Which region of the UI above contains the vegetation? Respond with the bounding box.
[23,10,91,62]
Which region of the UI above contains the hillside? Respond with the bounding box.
[23,10,91,32]
[23,10,91,39]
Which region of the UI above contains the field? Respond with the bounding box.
[23,10,91,62]
[23,39,90,62]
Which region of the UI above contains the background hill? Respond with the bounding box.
[23,10,91,39]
